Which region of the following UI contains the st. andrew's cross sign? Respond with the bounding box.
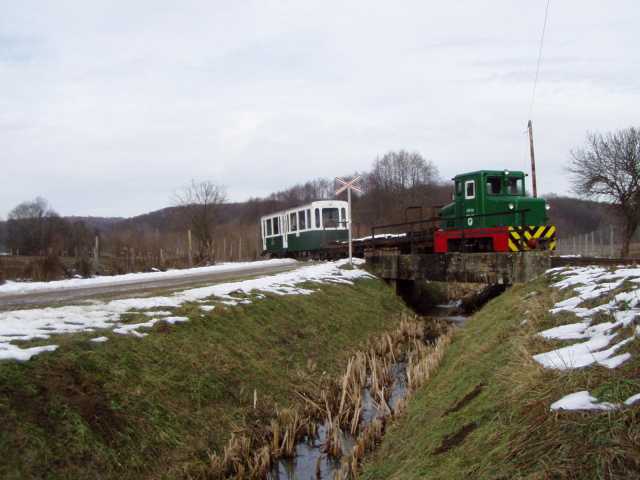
[335,176,362,264]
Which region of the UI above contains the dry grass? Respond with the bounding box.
[201,314,454,479]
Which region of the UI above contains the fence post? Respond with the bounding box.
[610,225,614,258]
[93,236,100,272]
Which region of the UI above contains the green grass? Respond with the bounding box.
[361,274,640,480]
[0,278,408,479]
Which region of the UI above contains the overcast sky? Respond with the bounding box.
[1,1,638,218]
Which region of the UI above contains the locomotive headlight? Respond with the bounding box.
[545,204,551,211]
[508,203,515,210]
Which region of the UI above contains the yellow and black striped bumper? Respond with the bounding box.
[508,225,556,252]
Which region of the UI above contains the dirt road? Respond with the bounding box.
[0,261,299,310]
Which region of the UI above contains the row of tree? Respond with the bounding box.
[1,197,95,257]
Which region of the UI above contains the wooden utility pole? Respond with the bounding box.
[187,229,193,266]
[528,120,538,197]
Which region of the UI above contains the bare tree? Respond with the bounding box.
[569,127,640,257]
[7,197,63,255]
[174,180,227,262]
[362,150,439,223]
[367,150,438,193]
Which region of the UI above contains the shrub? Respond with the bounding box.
[75,257,93,278]
[22,254,66,281]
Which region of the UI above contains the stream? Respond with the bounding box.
[268,308,467,480]
[268,363,408,480]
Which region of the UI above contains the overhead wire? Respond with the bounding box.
[528,0,551,121]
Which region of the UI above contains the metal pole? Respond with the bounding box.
[348,186,353,266]
[528,120,538,198]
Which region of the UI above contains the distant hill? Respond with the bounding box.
[544,195,616,238]
[64,216,124,233]
[71,194,614,239]
[0,194,616,251]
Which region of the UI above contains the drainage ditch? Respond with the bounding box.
[206,282,503,479]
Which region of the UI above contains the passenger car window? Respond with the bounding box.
[486,176,501,195]
[273,217,279,235]
[315,209,320,228]
[266,219,272,236]
[289,212,297,232]
[507,178,524,195]
[465,180,475,199]
[322,208,339,228]
[341,208,347,226]
[299,210,306,230]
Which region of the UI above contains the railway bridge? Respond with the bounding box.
[365,249,552,286]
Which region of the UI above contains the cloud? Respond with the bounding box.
[0,0,638,217]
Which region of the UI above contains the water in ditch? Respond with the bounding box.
[268,306,468,480]
[268,362,408,480]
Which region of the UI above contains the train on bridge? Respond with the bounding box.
[260,169,557,258]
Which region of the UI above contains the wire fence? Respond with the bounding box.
[555,225,622,258]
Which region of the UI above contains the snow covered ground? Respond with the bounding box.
[0,258,297,296]
[352,233,407,242]
[0,259,372,362]
[534,266,640,411]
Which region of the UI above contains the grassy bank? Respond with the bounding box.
[0,277,407,479]
[362,273,640,479]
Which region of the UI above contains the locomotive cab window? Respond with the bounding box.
[455,181,463,196]
[266,219,272,236]
[507,177,524,195]
[464,180,475,199]
[273,217,279,235]
[289,212,297,232]
[486,176,501,195]
[322,208,340,228]
[315,209,321,228]
[341,208,347,227]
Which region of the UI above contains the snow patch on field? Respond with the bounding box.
[550,391,617,411]
[0,259,297,296]
[551,390,640,411]
[0,259,372,361]
[537,266,640,411]
[535,267,640,371]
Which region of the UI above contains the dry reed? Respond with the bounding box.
[204,314,454,479]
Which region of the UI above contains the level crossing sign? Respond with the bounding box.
[335,176,362,265]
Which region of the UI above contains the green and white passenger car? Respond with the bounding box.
[260,200,349,258]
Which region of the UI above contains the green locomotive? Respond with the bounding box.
[435,170,556,252]
[260,200,349,257]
